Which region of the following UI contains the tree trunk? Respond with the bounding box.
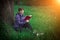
[17,0,20,6]
[0,0,14,25]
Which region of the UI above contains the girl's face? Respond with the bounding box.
[19,10,24,14]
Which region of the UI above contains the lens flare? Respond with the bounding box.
[57,0,60,3]
[55,0,60,5]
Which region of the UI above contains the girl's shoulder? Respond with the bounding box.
[15,13,20,17]
[16,13,19,15]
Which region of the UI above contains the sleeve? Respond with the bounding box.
[15,15,26,24]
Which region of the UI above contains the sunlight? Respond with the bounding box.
[57,0,60,3]
[55,0,60,5]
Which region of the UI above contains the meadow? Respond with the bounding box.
[4,5,56,40]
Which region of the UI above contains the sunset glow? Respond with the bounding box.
[57,0,60,4]
[54,0,60,5]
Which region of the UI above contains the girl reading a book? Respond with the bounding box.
[14,8,32,32]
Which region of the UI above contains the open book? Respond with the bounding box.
[24,15,32,20]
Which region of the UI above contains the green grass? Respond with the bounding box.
[13,5,56,40]
[14,5,55,32]
[3,5,56,40]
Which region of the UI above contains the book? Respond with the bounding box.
[24,15,32,20]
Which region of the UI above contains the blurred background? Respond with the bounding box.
[0,0,60,40]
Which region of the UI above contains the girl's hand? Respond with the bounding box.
[26,20,29,22]
[29,15,32,17]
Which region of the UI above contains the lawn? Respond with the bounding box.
[14,5,55,32]
[3,5,56,40]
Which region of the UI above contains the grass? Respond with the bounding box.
[14,5,55,40]
[2,5,56,40]
[14,5,55,32]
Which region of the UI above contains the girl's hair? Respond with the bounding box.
[18,8,24,11]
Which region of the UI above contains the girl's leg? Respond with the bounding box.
[19,26,23,32]
[23,22,33,31]
[14,27,18,32]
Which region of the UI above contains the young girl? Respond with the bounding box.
[14,8,32,32]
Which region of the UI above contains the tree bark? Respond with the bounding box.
[0,0,14,25]
[17,0,20,6]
